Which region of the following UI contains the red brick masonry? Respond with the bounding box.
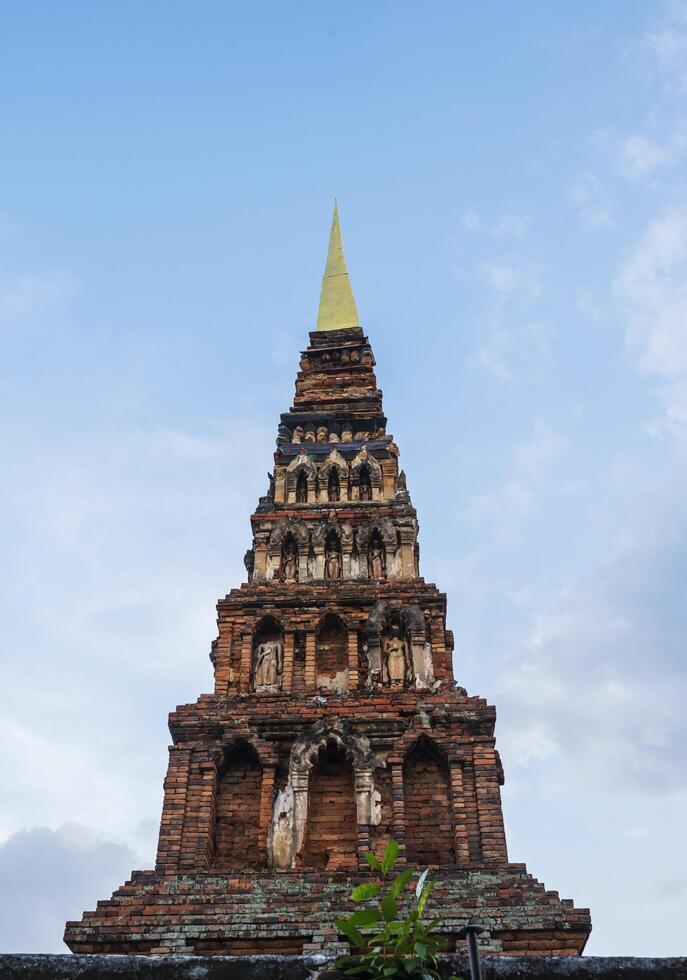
[64,327,591,956]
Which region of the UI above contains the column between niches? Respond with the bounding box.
[239,632,253,694]
[282,631,295,693]
[347,627,359,690]
[389,759,407,864]
[257,764,276,862]
[305,631,316,689]
[448,758,470,865]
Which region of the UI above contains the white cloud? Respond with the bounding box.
[621,127,686,179]
[460,210,529,239]
[571,173,614,230]
[496,526,687,795]
[459,423,566,544]
[469,258,551,383]
[614,205,687,438]
[647,20,687,93]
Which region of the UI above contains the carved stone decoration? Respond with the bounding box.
[307,535,316,579]
[319,448,349,503]
[358,520,397,579]
[243,545,255,582]
[296,471,308,503]
[382,622,410,686]
[364,599,387,684]
[285,448,317,504]
[280,535,299,582]
[351,447,382,501]
[367,529,386,579]
[253,640,283,692]
[327,469,340,501]
[324,530,342,580]
[267,518,310,581]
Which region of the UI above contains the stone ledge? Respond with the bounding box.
[1,956,686,980]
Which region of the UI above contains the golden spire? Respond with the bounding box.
[316,200,360,331]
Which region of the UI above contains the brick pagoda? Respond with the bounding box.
[65,205,591,957]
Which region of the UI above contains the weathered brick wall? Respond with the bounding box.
[315,615,348,691]
[302,745,357,870]
[213,743,262,869]
[404,740,454,865]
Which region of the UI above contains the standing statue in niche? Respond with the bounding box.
[383,624,408,686]
[253,640,283,690]
[368,540,386,579]
[296,471,308,503]
[324,537,342,580]
[359,465,372,501]
[281,538,299,582]
[327,470,340,502]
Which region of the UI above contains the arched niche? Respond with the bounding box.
[351,450,382,501]
[315,613,348,693]
[302,739,357,871]
[267,519,309,581]
[319,449,349,503]
[213,740,262,870]
[403,736,454,866]
[252,615,284,693]
[285,451,317,504]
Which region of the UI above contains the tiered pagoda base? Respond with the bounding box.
[65,866,589,957]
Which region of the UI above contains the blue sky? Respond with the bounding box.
[1,0,686,957]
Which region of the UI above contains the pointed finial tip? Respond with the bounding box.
[316,201,360,332]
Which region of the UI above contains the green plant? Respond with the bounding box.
[335,840,462,980]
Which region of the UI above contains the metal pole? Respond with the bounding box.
[457,924,484,980]
[466,928,483,980]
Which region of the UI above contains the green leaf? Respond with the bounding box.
[350,882,381,902]
[380,894,399,922]
[418,881,434,916]
[335,917,364,948]
[389,866,414,898]
[414,941,427,958]
[348,908,382,928]
[415,868,429,899]
[364,850,383,872]
[382,839,400,873]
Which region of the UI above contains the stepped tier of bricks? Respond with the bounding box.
[64,327,591,956]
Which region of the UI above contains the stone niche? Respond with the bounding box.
[365,600,436,691]
[268,720,380,872]
[252,617,284,693]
